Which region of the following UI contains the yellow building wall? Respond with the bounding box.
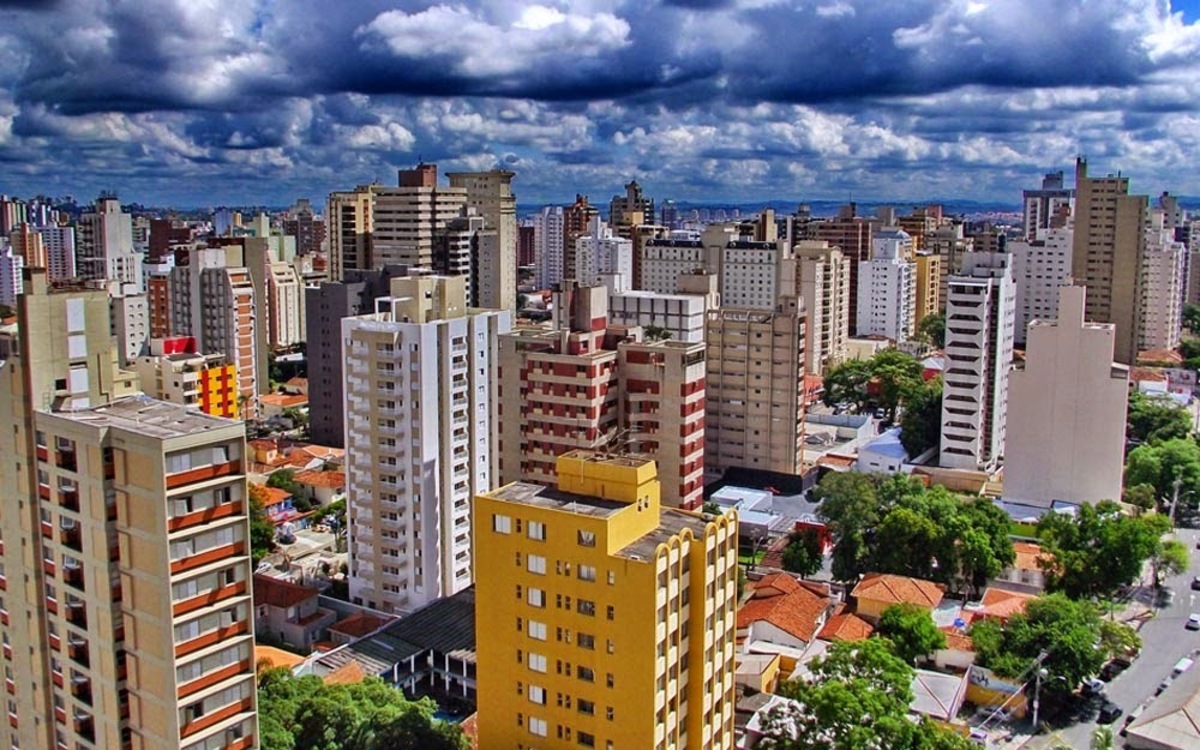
[199,364,239,419]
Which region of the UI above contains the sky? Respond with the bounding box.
[3,0,1200,210]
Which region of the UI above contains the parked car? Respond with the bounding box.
[1190,576,1200,591]
[1097,701,1123,724]
[1081,678,1106,697]
[1187,614,1200,631]
[1100,659,1130,681]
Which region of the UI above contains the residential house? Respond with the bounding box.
[737,573,837,650]
[910,669,969,724]
[253,574,338,651]
[258,392,308,420]
[852,573,945,622]
[990,541,1049,593]
[328,612,393,646]
[292,470,346,508]
[816,605,875,643]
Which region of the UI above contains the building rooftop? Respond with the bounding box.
[853,573,945,609]
[253,574,318,610]
[487,482,629,518]
[615,508,710,561]
[49,394,240,438]
[861,427,908,461]
[817,606,875,642]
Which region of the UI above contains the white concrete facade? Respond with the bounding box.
[534,205,565,289]
[608,290,708,343]
[856,230,916,341]
[795,241,850,375]
[37,225,77,282]
[0,245,22,307]
[343,276,510,614]
[75,195,142,290]
[939,252,1016,471]
[1008,226,1074,346]
[1139,216,1185,351]
[1004,286,1128,507]
[573,216,632,288]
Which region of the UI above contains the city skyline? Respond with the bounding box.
[1,1,1200,206]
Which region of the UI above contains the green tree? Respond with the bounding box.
[1185,305,1200,334]
[702,501,722,516]
[1091,727,1114,750]
[643,324,672,341]
[0,303,13,319]
[871,349,924,421]
[1124,483,1157,513]
[781,528,825,578]
[1152,539,1189,586]
[267,468,304,498]
[899,377,942,458]
[877,603,947,665]
[1037,501,1170,599]
[821,358,874,412]
[814,472,882,582]
[1124,438,1200,513]
[1127,391,1192,447]
[916,312,946,348]
[248,483,277,563]
[1098,619,1141,661]
[971,594,1105,697]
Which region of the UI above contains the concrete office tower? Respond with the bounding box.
[857,229,917,342]
[447,169,517,311]
[473,450,739,750]
[813,204,874,323]
[573,215,633,288]
[283,198,326,255]
[925,223,974,310]
[496,282,707,509]
[939,252,1016,471]
[1005,286,1128,507]
[1022,171,1074,241]
[168,248,260,415]
[794,240,850,375]
[1138,211,1186,351]
[1072,157,1149,365]
[342,276,510,614]
[534,205,565,289]
[305,265,412,447]
[705,296,807,478]
[0,244,22,306]
[0,270,258,750]
[914,253,942,326]
[108,282,150,365]
[1008,226,1074,347]
[75,193,142,289]
[327,186,375,279]
[39,224,78,281]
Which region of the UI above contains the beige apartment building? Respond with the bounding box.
[1071,157,1148,364]
[704,297,808,478]
[446,169,518,312]
[0,269,258,750]
[793,241,849,375]
[914,253,942,326]
[327,186,374,280]
[1005,286,1129,507]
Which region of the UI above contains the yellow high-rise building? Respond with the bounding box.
[914,253,942,325]
[474,450,739,750]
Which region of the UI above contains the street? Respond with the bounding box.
[1025,529,1200,749]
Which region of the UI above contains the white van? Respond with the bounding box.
[1173,657,1194,675]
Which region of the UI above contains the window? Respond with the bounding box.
[528,653,547,673]
[579,731,596,747]
[577,599,595,617]
[606,605,615,621]
[528,685,546,705]
[528,521,546,541]
[578,565,596,582]
[493,514,512,534]
[578,666,595,682]
[578,700,595,716]
[527,555,547,575]
[578,633,595,650]
[578,530,596,547]
[528,620,547,641]
[527,588,545,608]
[529,717,548,737]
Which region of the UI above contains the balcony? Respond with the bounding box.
[55,450,77,473]
[72,712,94,743]
[59,489,80,513]
[65,601,87,629]
[60,524,82,552]
[63,564,85,592]
[67,636,89,668]
[70,675,92,706]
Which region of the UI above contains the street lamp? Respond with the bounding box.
[1031,665,1068,734]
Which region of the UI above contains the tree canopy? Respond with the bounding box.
[257,668,468,750]
[1036,500,1170,600]
[1124,438,1200,515]
[877,603,947,665]
[970,593,1105,698]
[248,483,277,563]
[916,313,946,349]
[1126,391,1192,447]
[821,349,924,420]
[899,376,942,458]
[815,472,1014,595]
[1184,305,1200,335]
[760,639,971,750]
[781,527,825,578]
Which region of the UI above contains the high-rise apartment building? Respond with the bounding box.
[1008,226,1074,346]
[534,206,566,289]
[447,169,517,311]
[856,229,916,342]
[135,337,240,419]
[794,240,849,375]
[0,245,22,307]
[108,282,150,365]
[473,450,739,750]
[1005,286,1128,507]
[705,297,807,477]
[370,166,469,271]
[1139,210,1186,351]
[1022,171,1074,241]
[304,265,412,447]
[342,276,510,614]
[1071,157,1148,364]
[573,216,632,288]
[914,253,942,326]
[282,198,326,255]
[0,269,257,750]
[75,193,143,290]
[606,271,717,344]
[939,252,1015,471]
[640,236,721,296]
[326,186,374,280]
[608,180,654,227]
[813,204,874,323]
[721,240,791,310]
[9,223,46,268]
[496,283,707,509]
[518,223,536,267]
[38,225,78,282]
[563,195,600,284]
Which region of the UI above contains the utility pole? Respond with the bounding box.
[1171,473,1183,528]
[1031,652,1049,734]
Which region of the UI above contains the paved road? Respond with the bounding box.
[1027,529,1200,748]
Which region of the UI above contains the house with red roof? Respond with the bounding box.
[816,604,875,643]
[293,469,347,507]
[736,573,836,649]
[852,573,945,622]
[253,574,337,651]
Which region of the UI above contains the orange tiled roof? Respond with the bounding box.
[257,485,293,506]
[939,626,974,652]
[294,470,346,489]
[254,574,317,609]
[285,377,309,387]
[978,587,1035,622]
[260,393,308,408]
[817,454,857,469]
[737,574,832,643]
[1138,348,1183,365]
[322,659,367,685]
[853,573,945,609]
[1012,541,1049,571]
[817,606,875,642]
[256,644,305,671]
[249,438,279,451]
[1130,367,1169,383]
[330,612,392,639]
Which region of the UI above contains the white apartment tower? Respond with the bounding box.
[721,239,791,310]
[857,228,916,341]
[533,205,565,289]
[573,215,633,288]
[939,252,1016,471]
[447,169,518,311]
[1139,210,1186,351]
[38,225,77,282]
[1005,286,1128,507]
[0,244,22,307]
[1008,225,1074,346]
[342,275,510,614]
[794,240,850,374]
[75,193,143,289]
